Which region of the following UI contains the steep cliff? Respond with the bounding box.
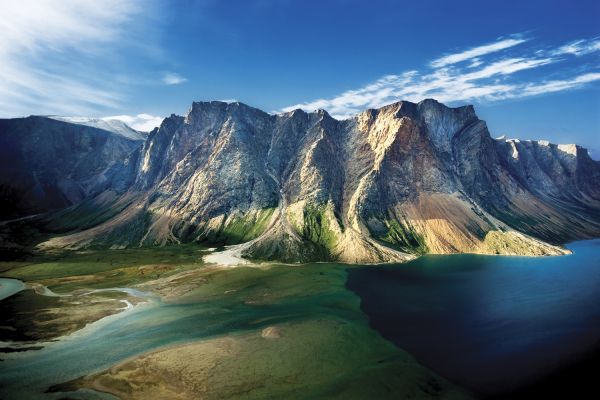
[27,100,600,262]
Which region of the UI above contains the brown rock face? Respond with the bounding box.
[29,99,600,262]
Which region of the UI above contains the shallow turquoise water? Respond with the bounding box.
[0,278,25,301]
[1,241,599,399]
[0,266,354,399]
[0,300,292,399]
[347,240,600,397]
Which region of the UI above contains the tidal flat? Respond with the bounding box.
[0,246,208,342]
[0,247,468,400]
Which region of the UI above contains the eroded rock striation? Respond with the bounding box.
[7,100,600,263]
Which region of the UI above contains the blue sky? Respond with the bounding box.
[0,0,599,156]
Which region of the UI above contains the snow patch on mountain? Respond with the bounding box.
[49,116,148,141]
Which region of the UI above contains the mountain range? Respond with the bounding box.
[0,116,141,219]
[1,99,599,263]
[48,116,148,141]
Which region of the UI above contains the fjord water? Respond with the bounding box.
[0,266,384,400]
[347,239,600,397]
[1,240,599,399]
[0,278,25,301]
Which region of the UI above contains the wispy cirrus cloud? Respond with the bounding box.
[0,0,158,117]
[0,0,139,115]
[430,36,528,68]
[162,72,187,85]
[519,72,600,97]
[282,35,600,119]
[552,38,600,56]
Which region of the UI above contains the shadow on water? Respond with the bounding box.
[346,239,600,399]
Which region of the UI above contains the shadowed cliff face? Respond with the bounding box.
[0,116,140,220]
[9,100,600,263]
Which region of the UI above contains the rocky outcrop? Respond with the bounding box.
[0,116,140,219]
[26,100,600,262]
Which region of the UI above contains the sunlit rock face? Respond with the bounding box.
[15,99,600,263]
[0,116,140,219]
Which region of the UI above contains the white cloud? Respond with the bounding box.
[517,72,600,97]
[282,35,600,119]
[281,73,417,119]
[0,0,149,117]
[460,57,554,80]
[0,1,135,54]
[551,38,600,56]
[468,58,484,68]
[104,113,165,132]
[430,36,527,68]
[162,72,187,85]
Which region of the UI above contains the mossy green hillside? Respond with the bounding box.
[203,208,275,245]
[378,217,428,254]
[301,203,341,258]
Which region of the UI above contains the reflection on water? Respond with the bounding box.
[347,240,600,397]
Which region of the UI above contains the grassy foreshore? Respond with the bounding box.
[0,246,208,342]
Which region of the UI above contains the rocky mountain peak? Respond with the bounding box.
[414,99,479,152]
[354,99,482,156]
[10,99,597,264]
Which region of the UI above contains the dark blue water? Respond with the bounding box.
[347,240,600,398]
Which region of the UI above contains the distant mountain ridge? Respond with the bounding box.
[2,100,600,263]
[48,116,148,141]
[0,116,139,219]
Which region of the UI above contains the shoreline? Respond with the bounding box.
[0,286,156,353]
[203,239,574,269]
[52,318,471,400]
